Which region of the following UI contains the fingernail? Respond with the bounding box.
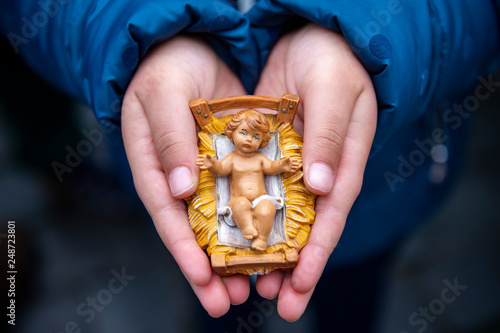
[168,167,195,197]
[307,163,334,193]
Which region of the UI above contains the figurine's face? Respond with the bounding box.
[233,122,264,153]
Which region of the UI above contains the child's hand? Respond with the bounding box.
[196,154,216,170]
[253,23,377,321]
[282,156,301,173]
[122,35,249,318]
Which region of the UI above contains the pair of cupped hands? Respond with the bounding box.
[121,23,377,321]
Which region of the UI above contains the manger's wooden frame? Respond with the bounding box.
[185,94,316,276]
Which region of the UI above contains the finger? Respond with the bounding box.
[123,94,234,317]
[299,76,360,195]
[276,272,315,322]
[289,193,343,294]
[122,92,213,285]
[141,85,200,199]
[130,36,219,199]
[256,269,284,299]
[287,25,367,196]
[291,83,377,294]
[222,275,250,305]
[189,271,231,317]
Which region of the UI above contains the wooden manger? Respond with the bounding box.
[185,94,316,276]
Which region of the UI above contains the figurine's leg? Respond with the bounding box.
[228,197,258,240]
[251,200,276,251]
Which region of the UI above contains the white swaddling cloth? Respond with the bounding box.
[217,195,285,227]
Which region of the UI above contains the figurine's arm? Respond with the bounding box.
[261,154,301,175]
[196,153,232,176]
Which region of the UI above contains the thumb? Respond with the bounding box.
[125,35,223,199]
[146,90,200,198]
[284,25,367,196]
[299,84,358,195]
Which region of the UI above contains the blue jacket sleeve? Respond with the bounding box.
[248,0,500,152]
[1,0,499,148]
[0,0,258,136]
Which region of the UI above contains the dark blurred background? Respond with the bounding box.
[0,36,499,333]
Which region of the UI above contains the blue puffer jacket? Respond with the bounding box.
[2,0,499,266]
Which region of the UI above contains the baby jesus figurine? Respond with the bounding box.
[196,109,301,251]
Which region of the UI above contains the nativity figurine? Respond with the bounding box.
[196,109,300,251]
